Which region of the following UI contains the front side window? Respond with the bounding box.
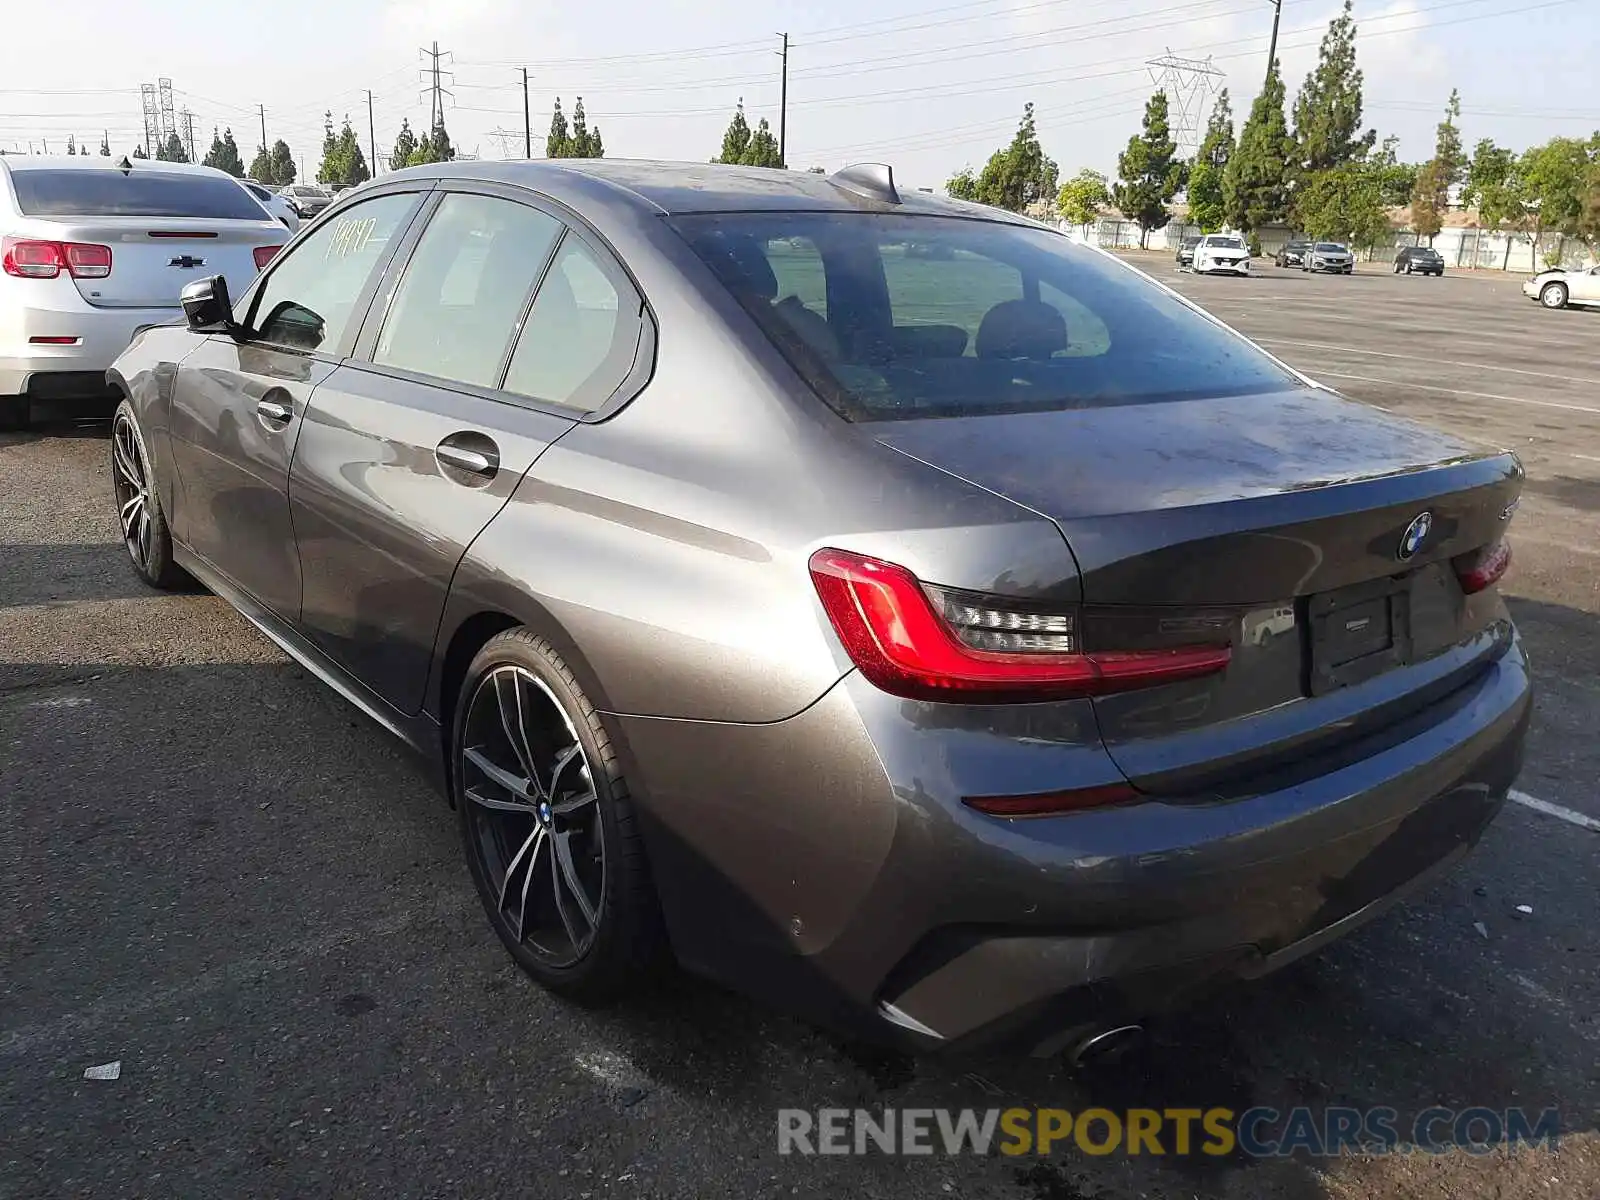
[674,212,1302,421]
[502,233,643,412]
[247,192,418,353]
[373,193,563,389]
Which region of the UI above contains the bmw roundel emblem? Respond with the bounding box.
[1398,511,1433,561]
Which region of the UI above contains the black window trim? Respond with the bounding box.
[233,181,436,362]
[341,177,656,423]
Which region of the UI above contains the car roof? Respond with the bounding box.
[375,158,1041,224]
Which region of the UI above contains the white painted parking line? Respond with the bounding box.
[1510,790,1600,832]
[1259,338,1600,388]
[1571,453,1600,463]
[1311,370,1600,416]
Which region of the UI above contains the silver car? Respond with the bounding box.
[242,179,301,234]
[0,156,286,429]
[279,184,334,219]
[1305,242,1355,274]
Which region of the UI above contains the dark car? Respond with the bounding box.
[1395,246,1446,276]
[1176,235,1201,268]
[1276,240,1311,267]
[108,159,1529,1059]
[278,183,333,218]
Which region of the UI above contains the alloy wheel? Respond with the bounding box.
[111,412,153,571]
[460,665,605,968]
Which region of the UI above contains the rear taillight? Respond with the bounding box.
[2,237,112,279]
[808,548,1232,703]
[254,245,283,270]
[964,782,1140,819]
[1455,539,1511,595]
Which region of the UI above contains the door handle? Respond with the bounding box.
[256,399,292,423]
[436,440,498,476]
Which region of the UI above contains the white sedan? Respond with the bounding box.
[241,180,300,233]
[1192,233,1251,275]
[1524,264,1600,310]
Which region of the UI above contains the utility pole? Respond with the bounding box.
[367,90,378,175]
[418,41,454,149]
[1265,0,1283,87]
[777,33,789,168]
[258,103,268,159]
[521,67,531,158]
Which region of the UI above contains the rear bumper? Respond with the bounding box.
[0,294,179,397]
[618,635,1531,1055]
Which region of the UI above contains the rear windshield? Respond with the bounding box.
[673,212,1301,421]
[10,169,266,221]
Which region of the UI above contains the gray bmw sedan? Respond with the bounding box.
[108,159,1529,1058]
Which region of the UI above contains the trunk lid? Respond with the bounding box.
[872,388,1523,791]
[48,216,280,309]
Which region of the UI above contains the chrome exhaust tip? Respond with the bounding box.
[1068,1023,1146,1067]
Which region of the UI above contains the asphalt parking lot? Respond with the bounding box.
[3,260,1598,1200]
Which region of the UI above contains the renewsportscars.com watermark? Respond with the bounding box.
[777,1106,1562,1158]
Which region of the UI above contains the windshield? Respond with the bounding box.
[1315,243,1346,252]
[10,169,268,220]
[1206,237,1245,249]
[672,212,1301,422]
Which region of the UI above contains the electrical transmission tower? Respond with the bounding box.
[140,84,160,157]
[485,128,521,159]
[180,107,197,162]
[158,78,177,148]
[418,42,454,135]
[1145,51,1224,160]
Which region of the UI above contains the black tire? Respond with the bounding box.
[0,395,29,432]
[453,628,666,1004]
[111,399,191,590]
[1394,261,1404,274]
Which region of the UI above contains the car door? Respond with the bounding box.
[287,184,649,714]
[164,189,427,619]
[1575,265,1600,303]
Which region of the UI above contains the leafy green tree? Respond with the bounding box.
[1297,160,1388,246]
[716,100,752,164]
[1113,92,1184,245]
[337,118,370,185]
[269,139,296,185]
[1464,139,1529,268]
[157,132,188,163]
[390,119,418,170]
[427,114,454,164]
[317,112,340,184]
[1224,60,1292,233]
[547,99,573,158]
[66,135,77,155]
[1520,136,1591,255]
[203,127,246,177]
[569,98,603,158]
[1410,90,1464,243]
[1370,135,1419,208]
[974,103,1059,213]
[945,167,978,201]
[248,145,272,182]
[1291,0,1375,199]
[744,118,781,168]
[1187,90,1234,233]
[1056,168,1111,236]
[132,146,148,159]
[100,133,111,156]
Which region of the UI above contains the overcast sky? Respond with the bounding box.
[2,0,1593,190]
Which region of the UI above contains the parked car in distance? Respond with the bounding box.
[108,159,1529,1058]
[1276,240,1311,268]
[0,155,285,429]
[1176,235,1200,268]
[241,179,300,233]
[1305,242,1355,274]
[279,183,333,218]
[1192,232,1251,275]
[1394,246,1445,276]
[1523,264,1600,310]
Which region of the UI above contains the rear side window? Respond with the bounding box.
[248,193,418,353]
[674,212,1300,421]
[10,169,267,221]
[374,193,563,389]
[503,233,643,412]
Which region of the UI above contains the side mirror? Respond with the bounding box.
[181,275,236,335]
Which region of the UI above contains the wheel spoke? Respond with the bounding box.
[112,427,142,486]
[553,830,598,929]
[119,493,144,540]
[136,505,151,562]
[494,671,544,798]
[515,826,548,943]
[548,743,582,794]
[462,746,534,805]
[551,847,582,947]
[495,824,545,920]
[552,788,597,817]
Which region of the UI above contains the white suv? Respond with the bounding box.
[0,156,286,428]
